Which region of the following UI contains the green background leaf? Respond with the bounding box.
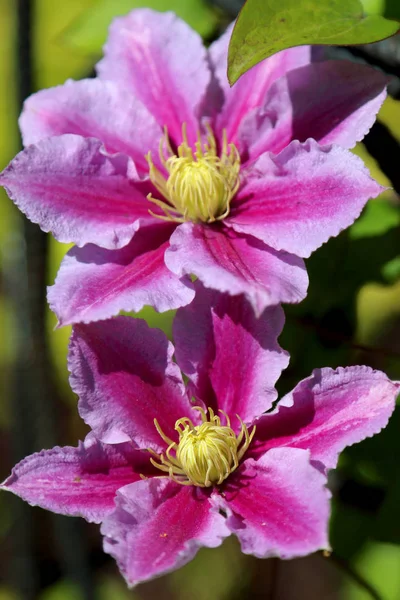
[228,0,399,84]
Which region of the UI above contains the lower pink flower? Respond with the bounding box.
[2,286,398,586]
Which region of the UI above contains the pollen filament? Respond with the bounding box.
[149,407,255,488]
[146,124,240,224]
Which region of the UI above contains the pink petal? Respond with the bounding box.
[250,366,399,469]
[228,140,384,258]
[0,135,157,249]
[101,478,230,587]
[209,24,310,143]
[165,223,308,316]
[238,76,292,159]
[69,316,197,450]
[20,79,163,175]
[97,9,210,145]
[217,448,330,558]
[240,60,388,160]
[47,224,194,326]
[282,60,387,150]
[173,283,289,426]
[1,434,149,523]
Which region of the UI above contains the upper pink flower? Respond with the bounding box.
[0,9,387,324]
[3,285,398,586]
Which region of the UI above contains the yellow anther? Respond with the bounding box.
[146,124,240,224]
[149,407,255,488]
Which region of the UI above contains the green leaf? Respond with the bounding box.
[343,542,400,600]
[360,0,385,15]
[382,256,400,283]
[63,0,218,55]
[228,0,399,84]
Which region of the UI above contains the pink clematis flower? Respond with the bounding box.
[0,10,388,324]
[3,286,398,586]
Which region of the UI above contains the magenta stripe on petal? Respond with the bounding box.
[229,140,383,258]
[20,79,163,175]
[250,366,399,469]
[1,434,148,523]
[166,223,308,315]
[283,60,388,150]
[97,9,210,145]
[174,283,289,426]
[102,478,230,587]
[239,60,388,161]
[0,135,156,249]
[209,26,310,143]
[218,448,330,558]
[69,316,197,450]
[48,224,194,326]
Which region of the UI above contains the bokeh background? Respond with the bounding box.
[0,1,399,599]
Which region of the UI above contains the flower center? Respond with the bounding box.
[149,407,255,487]
[146,125,240,224]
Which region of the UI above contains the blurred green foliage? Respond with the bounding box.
[62,0,219,54]
[344,543,400,600]
[0,0,399,599]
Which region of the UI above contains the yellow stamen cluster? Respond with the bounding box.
[149,407,255,488]
[146,124,240,224]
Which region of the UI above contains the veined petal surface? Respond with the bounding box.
[166,223,308,315]
[217,448,330,558]
[69,317,196,450]
[102,478,230,587]
[174,283,289,425]
[239,60,388,160]
[97,9,210,145]
[209,24,310,142]
[1,434,148,523]
[228,140,384,258]
[20,79,163,175]
[48,224,194,326]
[0,135,156,249]
[250,366,399,469]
